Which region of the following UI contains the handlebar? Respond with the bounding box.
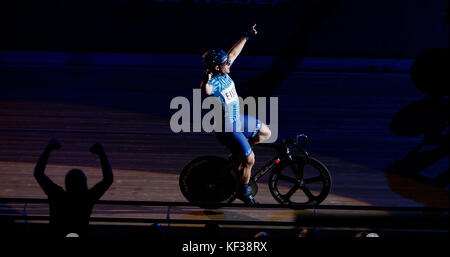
[256,134,309,151]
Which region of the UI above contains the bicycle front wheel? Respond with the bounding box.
[269,156,332,205]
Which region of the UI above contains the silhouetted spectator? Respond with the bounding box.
[34,138,113,238]
[201,222,222,239]
[254,231,270,238]
[355,230,380,237]
[149,223,166,239]
[0,216,15,238]
[298,227,322,238]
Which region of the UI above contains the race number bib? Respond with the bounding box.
[221,83,238,104]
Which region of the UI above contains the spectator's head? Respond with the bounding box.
[201,222,221,239]
[149,223,166,238]
[65,169,88,193]
[254,231,270,238]
[355,230,380,237]
[355,231,368,237]
[298,228,322,238]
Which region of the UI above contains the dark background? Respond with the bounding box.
[1,0,448,57]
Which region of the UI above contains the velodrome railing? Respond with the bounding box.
[0,198,448,230]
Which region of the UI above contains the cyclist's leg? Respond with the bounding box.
[216,131,254,182]
[250,123,271,145]
[242,115,271,145]
[236,151,257,203]
[215,131,257,203]
[238,151,255,185]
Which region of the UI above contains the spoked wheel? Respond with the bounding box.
[179,156,238,208]
[269,156,331,205]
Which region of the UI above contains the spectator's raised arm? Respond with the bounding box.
[34,138,61,194]
[89,143,114,200]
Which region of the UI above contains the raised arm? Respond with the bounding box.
[89,143,114,200]
[34,138,61,193]
[227,24,258,62]
[200,70,213,95]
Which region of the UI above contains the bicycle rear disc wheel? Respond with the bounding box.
[179,156,238,207]
[269,156,331,205]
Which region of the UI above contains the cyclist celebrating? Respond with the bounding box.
[200,24,272,204]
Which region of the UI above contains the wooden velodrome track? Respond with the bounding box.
[0,53,448,233]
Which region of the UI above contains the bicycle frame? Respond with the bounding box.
[251,140,309,183]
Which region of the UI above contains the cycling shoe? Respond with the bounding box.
[237,193,259,205]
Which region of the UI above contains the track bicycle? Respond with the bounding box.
[179,134,332,207]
